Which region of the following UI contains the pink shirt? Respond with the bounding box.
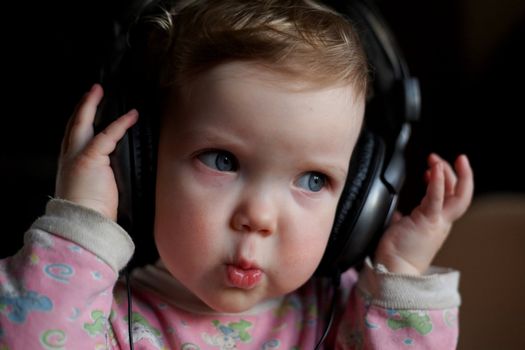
[0,199,460,349]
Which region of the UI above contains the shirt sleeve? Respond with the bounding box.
[0,198,134,350]
[335,258,460,349]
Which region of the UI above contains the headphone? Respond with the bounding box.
[94,0,421,277]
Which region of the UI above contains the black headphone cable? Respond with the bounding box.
[125,267,135,350]
[314,271,342,350]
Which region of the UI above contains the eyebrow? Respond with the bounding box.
[179,126,249,150]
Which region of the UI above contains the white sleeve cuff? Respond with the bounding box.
[30,198,135,273]
[356,257,461,309]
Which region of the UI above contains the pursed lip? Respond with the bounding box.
[225,257,264,289]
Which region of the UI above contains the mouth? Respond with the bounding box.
[225,259,263,290]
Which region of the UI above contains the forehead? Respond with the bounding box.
[181,61,361,96]
[163,61,365,155]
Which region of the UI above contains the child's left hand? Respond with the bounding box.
[374,153,474,275]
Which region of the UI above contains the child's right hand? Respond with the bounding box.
[55,84,139,221]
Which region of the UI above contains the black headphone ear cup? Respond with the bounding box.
[334,130,377,231]
[98,81,159,269]
[315,129,392,276]
[93,0,164,269]
[125,117,158,268]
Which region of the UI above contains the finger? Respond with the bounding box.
[427,153,457,195]
[424,153,441,185]
[67,84,104,155]
[441,160,457,196]
[427,152,440,166]
[419,161,445,219]
[391,210,403,224]
[83,109,139,159]
[444,154,474,220]
[61,87,94,155]
[424,169,431,184]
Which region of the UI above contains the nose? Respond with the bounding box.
[231,190,277,236]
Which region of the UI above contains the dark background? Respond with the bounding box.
[1,1,524,254]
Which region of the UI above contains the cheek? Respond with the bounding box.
[300,214,334,262]
[273,205,335,282]
[154,169,225,267]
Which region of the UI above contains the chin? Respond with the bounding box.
[202,289,265,314]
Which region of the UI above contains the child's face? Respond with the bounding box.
[154,61,364,313]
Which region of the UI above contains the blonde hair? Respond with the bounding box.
[141,0,368,96]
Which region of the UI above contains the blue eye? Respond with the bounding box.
[296,172,326,192]
[197,150,238,172]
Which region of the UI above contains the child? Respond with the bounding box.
[0,0,473,349]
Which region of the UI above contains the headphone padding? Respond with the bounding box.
[315,129,382,276]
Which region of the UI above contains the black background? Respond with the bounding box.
[1,0,524,258]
